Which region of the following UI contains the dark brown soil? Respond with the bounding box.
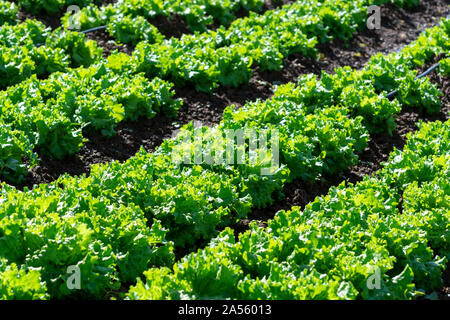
[262,0,294,11]
[11,0,449,190]
[84,29,134,57]
[17,6,63,30]
[97,0,118,6]
[439,266,450,300]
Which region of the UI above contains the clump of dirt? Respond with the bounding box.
[148,14,192,39]
[84,29,134,57]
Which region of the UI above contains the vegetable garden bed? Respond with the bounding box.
[0,0,449,301]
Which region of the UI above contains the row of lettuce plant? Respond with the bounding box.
[0,60,181,183]
[0,19,103,89]
[62,0,421,43]
[127,118,450,299]
[0,19,447,299]
[61,0,421,92]
[23,0,267,27]
[4,0,268,45]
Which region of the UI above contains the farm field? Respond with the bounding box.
[0,0,449,302]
